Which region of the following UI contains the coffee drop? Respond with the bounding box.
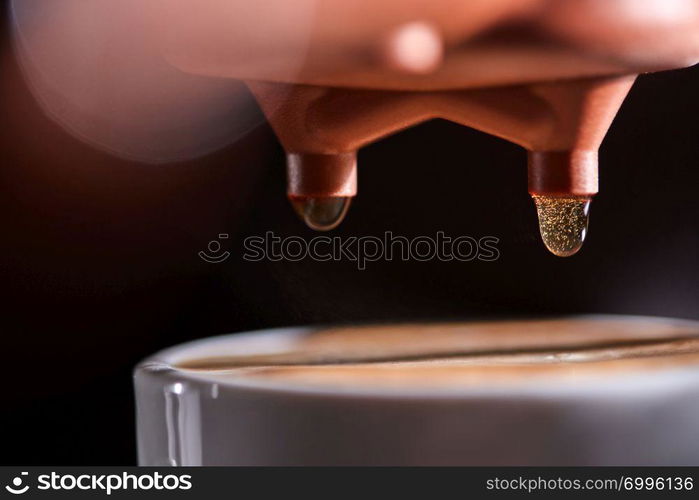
[532,195,591,257]
[290,196,351,231]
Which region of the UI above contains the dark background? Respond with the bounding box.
[1,4,697,464]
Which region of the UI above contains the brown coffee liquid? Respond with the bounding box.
[290,196,351,231]
[173,318,699,390]
[532,196,591,257]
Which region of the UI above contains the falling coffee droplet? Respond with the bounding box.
[532,195,591,257]
[290,196,351,231]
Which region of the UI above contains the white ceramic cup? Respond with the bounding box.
[134,315,699,465]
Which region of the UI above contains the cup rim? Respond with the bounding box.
[135,314,699,400]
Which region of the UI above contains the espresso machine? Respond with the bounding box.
[12,0,699,256]
[151,0,699,256]
[9,0,699,466]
